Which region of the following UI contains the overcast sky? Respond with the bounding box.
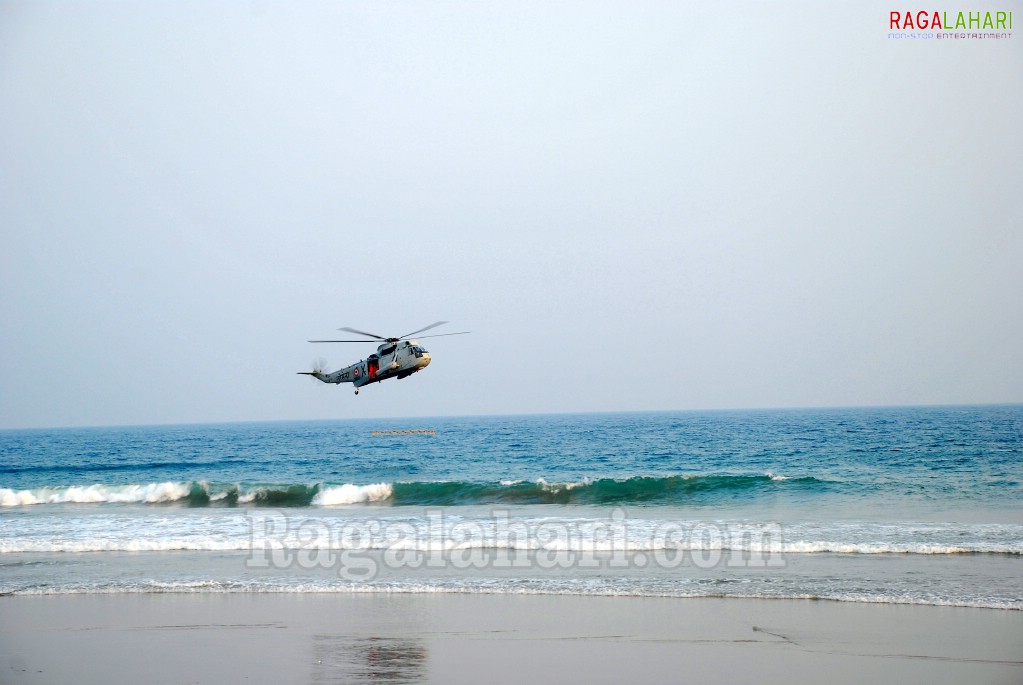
[1,1,1021,429]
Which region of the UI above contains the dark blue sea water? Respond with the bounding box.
[2,407,1021,608]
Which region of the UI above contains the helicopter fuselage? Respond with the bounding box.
[304,340,432,389]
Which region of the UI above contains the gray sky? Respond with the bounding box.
[2,1,1021,429]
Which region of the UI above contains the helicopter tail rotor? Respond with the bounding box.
[297,358,331,382]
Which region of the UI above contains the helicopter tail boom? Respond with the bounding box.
[296,371,330,383]
[296,370,349,384]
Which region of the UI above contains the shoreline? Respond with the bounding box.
[2,593,1021,684]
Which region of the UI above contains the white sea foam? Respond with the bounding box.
[0,538,252,553]
[236,490,259,504]
[779,540,1021,555]
[1,488,37,506]
[6,580,1020,610]
[18,538,1007,555]
[534,477,590,494]
[312,483,393,506]
[4,509,1021,556]
[0,482,192,506]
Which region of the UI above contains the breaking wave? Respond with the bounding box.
[0,474,830,508]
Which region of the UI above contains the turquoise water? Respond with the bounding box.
[2,407,1021,607]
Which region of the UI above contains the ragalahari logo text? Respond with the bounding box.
[889,9,1014,40]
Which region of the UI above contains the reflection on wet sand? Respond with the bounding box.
[311,635,427,684]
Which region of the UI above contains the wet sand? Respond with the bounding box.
[1,594,1021,684]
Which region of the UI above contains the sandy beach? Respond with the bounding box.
[1,594,1020,684]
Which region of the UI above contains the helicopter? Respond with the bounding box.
[298,321,470,395]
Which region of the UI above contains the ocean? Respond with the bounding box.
[2,406,1021,609]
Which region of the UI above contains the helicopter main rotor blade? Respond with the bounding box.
[337,326,387,340]
[410,331,471,340]
[398,321,448,340]
[310,323,468,343]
